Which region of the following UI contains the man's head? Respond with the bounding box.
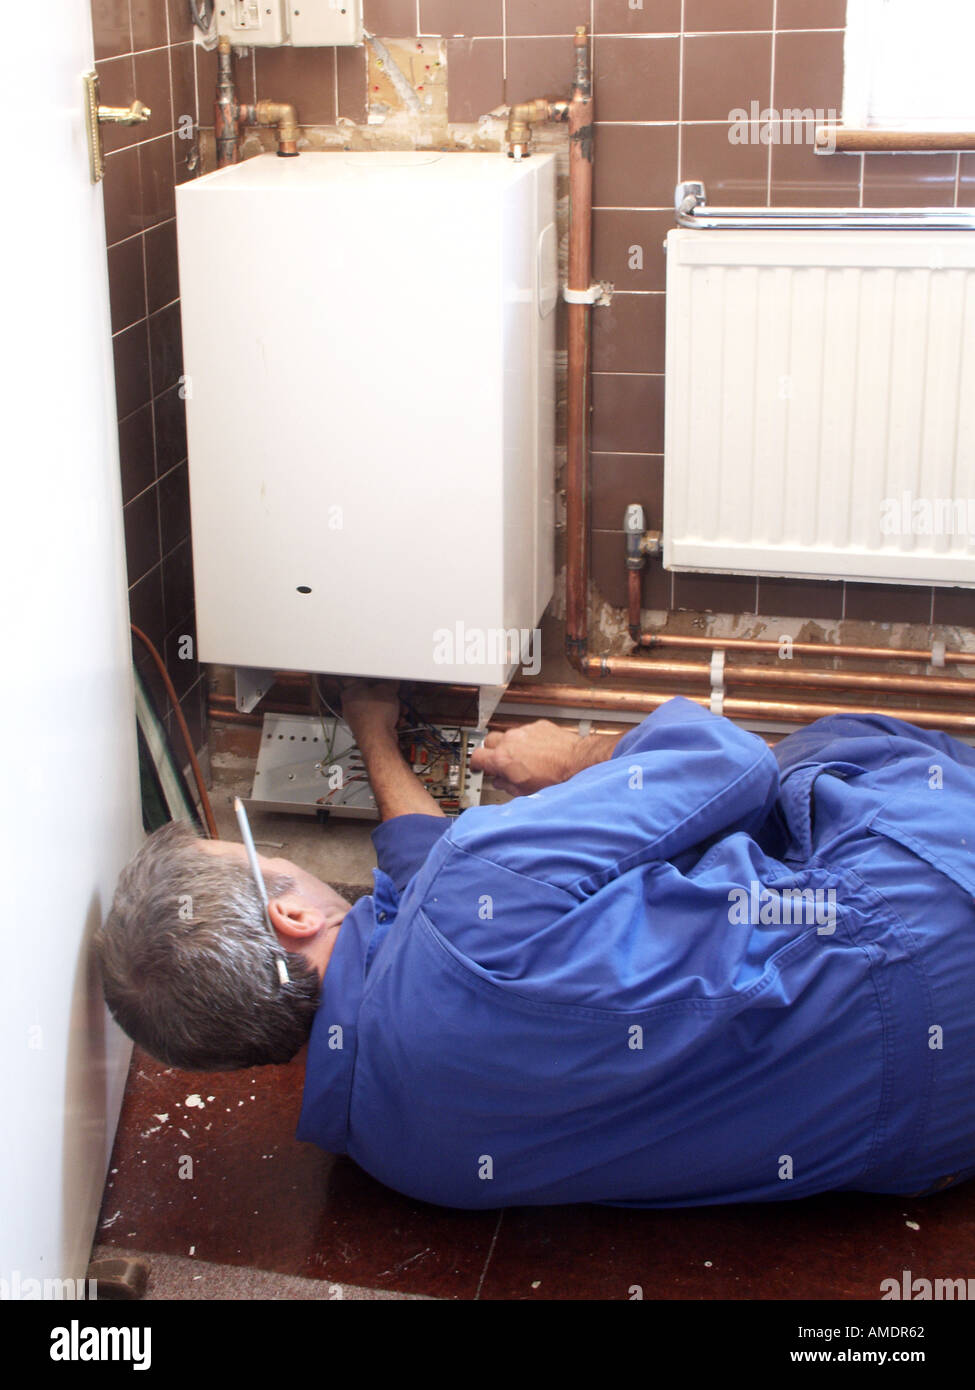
[95,821,351,1071]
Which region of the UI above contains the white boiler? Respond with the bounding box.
[175,151,557,705]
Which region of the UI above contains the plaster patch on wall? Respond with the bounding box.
[366,36,446,136]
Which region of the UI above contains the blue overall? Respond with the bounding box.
[297,699,975,1208]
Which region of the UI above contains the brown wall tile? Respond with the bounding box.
[592,294,666,374]
[932,588,975,627]
[363,0,418,35]
[772,29,845,117]
[123,485,161,585]
[591,374,665,454]
[420,0,502,35]
[91,0,131,60]
[594,36,680,123]
[680,122,769,205]
[118,404,156,505]
[862,153,958,208]
[446,38,504,122]
[145,219,180,313]
[171,42,197,131]
[154,385,188,478]
[128,565,166,653]
[506,0,590,37]
[337,45,368,122]
[148,302,183,398]
[158,461,192,551]
[673,571,758,613]
[757,577,844,621]
[103,144,142,245]
[844,583,933,625]
[256,46,337,124]
[683,33,772,123]
[591,454,664,531]
[130,0,169,51]
[770,139,860,206]
[505,36,578,107]
[593,209,673,290]
[162,539,195,632]
[593,124,679,207]
[134,46,175,140]
[140,135,177,229]
[107,235,147,333]
[776,0,847,28]
[165,621,200,700]
[167,0,196,42]
[684,0,774,31]
[113,320,152,419]
[594,0,682,34]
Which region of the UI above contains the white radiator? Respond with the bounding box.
[663,228,975,586]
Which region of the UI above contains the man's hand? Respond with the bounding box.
[471,720,604,797]
[339,679,401,742]
[338,680,445,821]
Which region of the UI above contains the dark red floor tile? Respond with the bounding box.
[96,1048,499,1299]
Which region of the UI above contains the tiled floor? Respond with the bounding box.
[93,1031,975,1300]
[92,769,975,1300]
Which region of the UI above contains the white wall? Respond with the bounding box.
[0,5,143,1290]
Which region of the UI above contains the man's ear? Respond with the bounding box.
[267,893,326,940]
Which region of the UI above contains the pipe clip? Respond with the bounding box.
[930,640,946,668]
[709,648,726,717]
[564,281,614,306]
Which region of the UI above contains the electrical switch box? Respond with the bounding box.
[290,1,363,47]
[214,0,363,46]
[216,1,288,46]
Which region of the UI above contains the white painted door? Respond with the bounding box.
[0,6,143,1291]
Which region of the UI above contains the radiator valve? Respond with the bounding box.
[624,505,662,568]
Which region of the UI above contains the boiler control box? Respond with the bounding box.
[214,0,363,47]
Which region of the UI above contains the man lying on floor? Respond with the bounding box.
[96,682,975,1209]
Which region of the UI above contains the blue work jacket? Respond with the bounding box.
[296,698,975,1208]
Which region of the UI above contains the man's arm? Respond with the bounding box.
[340,681,446,822]
[470,719,626,796]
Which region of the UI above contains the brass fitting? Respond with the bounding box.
[252,100,300,156]
[505,98,570,159]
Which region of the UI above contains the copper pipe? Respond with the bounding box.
[506,681,975,735]
[215,35,241,168]
[627,568,642,642]
[579,653,975,699]
[565,25,593,670]
[638,631,975,666]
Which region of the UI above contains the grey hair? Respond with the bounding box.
[94,820,321,1070]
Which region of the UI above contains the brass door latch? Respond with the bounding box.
[83,72,152,184]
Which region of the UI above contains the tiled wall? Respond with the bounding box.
[91,0,206,752]
[102,0,971,722]
[200,0,973,636]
